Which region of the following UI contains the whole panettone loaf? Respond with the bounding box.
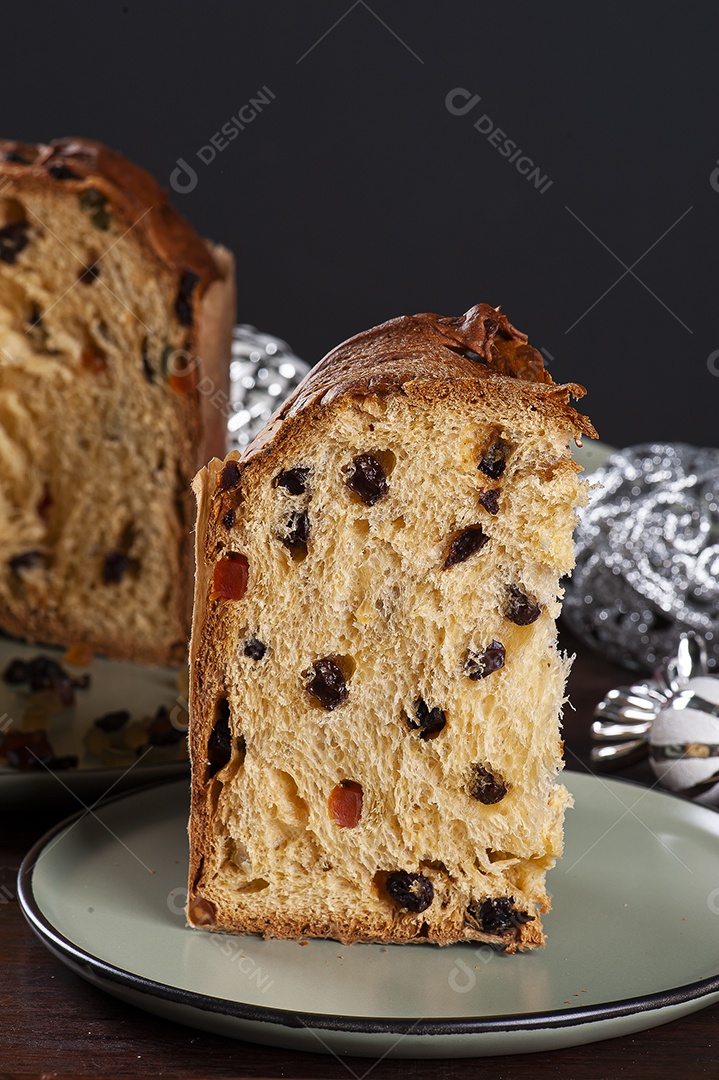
[187,304,595,949]
[0,137,235,665]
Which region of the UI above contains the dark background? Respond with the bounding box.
[5,0,717,449]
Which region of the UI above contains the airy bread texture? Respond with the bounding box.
[0,138,235,665]
[188,305,595,949]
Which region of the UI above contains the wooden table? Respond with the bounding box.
[2,630,718,1078]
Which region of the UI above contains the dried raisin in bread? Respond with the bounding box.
[0,137,235,665]
[187,304,595,949]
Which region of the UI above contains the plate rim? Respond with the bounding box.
[17,770,719,1040]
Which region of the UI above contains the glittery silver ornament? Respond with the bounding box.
[591,635,719,806]
[563,443,719,673]
[227,325,310,452]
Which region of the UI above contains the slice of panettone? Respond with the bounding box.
[0,137,235,665]
[187,304,595,949]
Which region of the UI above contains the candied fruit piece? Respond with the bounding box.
[408,698,446,739]
[346,454,388,506]
[468,896,534,934]
[469,763,508,804]
[211,553,249,600]
[328,780,363,827]
[443,526,489,568]
[0,729,54,770]
[506,585,541,625]
[385,870,434,913]
[64,643,93,667]
[465,640,505,680]
[306,657,348,710]
[478,488,500,515]
[244,637,267,661]
[219,460,240,491]
[206,699,231,778]
[274,467,310,495]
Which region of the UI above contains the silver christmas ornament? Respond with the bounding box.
[563,442,719,673]
[591,634,719,806]
[227,325,310,452]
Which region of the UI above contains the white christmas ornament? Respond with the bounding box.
[592,634,719,807]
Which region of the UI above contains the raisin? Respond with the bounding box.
[307,657,348,710]
[37,487,53,521]
[103,551,129,584]
[176,269,200,327]
[443,526,489,569]
[44,755,79,770]
[328,780,363,828]
[385,870,434,913]
[211,553,249,600]
[346,454,389,506]
[3,149,30,164]
[9,551,42,574]
[468,896,534,934]
[408,698,446,739]
[282,510,310,552]
[219,460,240,491]
[479,440,510,479]
[506,585,542,625]
[78,261,100,284]
[206,699,231,778]
[0,221,30,264]
[3,658,29,684]
[243,637,266,661]
[47,162,79,180]
[0,730,54,767]
[78,188,111,230]
[25,656,75,705]
[221,508,235,529]
[94,709,131,732]
[141,343,155,383]
[479,489,500,515]
[148,705,185,745]
[469,763,508,804]
[465,641,505,680]
[274,467,310,495]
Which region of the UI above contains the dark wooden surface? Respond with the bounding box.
[2,629,719,1079]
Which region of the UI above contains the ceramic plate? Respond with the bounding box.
[0,636,188,804]
[17,771,719,1059]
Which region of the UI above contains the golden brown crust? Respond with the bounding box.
[0,136,235,666]
[0,137,221,297]
[248,304,596,461]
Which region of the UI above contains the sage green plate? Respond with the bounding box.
[17,771,719,1058]
[0,637,188,805]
